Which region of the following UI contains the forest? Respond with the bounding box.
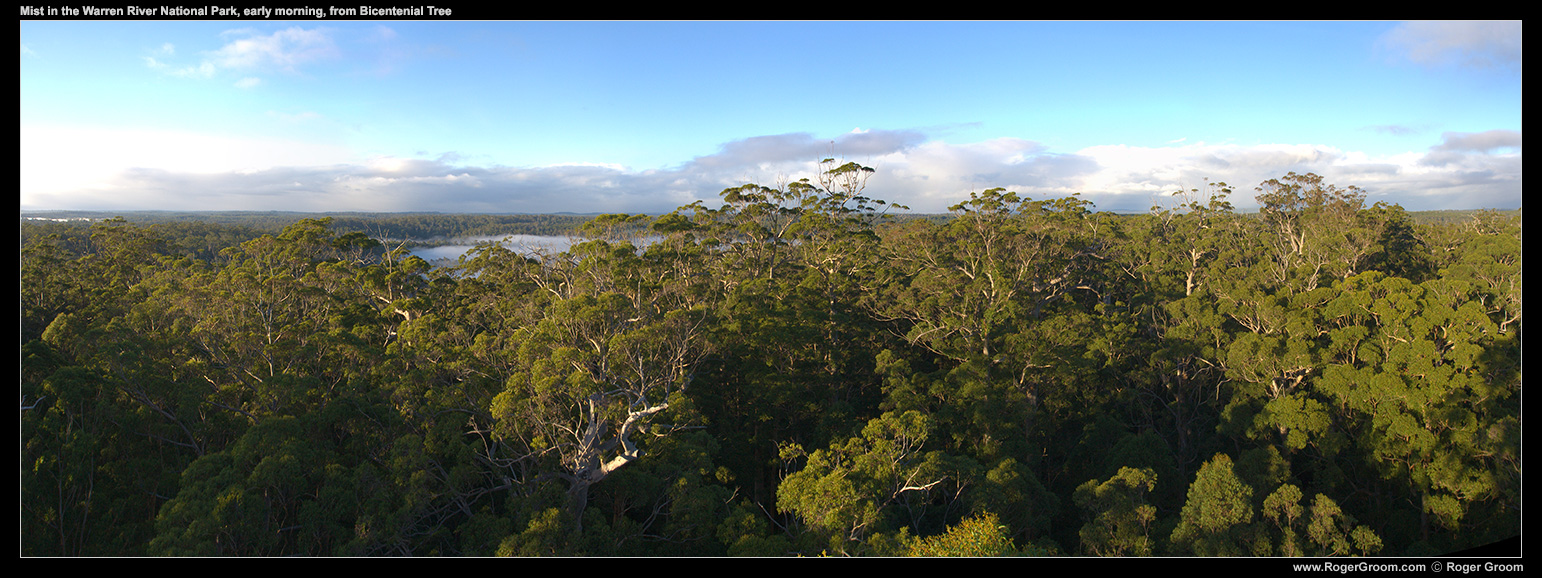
[20,165,1522,557]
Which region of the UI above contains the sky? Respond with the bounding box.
[19,18,1523,214]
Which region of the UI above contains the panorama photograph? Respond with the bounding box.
[20,17,1521,561]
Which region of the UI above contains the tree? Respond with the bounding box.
[1169,454,1258,556]
[1074,467,1160,556]
[775,411,948,554]
[875,189,1105,443]
[1254,172,1372,291]
[489,231,714,536]
[1145,179,1239,297]
[1260,484,1382,556]
[16,189,1524,556]
[904,512,1026,557]
[149,411,396,556]
[1314,272,1518,550]
[968,457,1059,545]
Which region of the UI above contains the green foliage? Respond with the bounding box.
[19,172,1520,556]
[1074,467,1160,556]
[969,458,1059,544]
[717,503,793,556]
[497,508,572,556]
[904,513,1025,557]
[775,411,936,549]
[1261,484,1383,556]
[1169,454,1257,556]
[149,413,379,556]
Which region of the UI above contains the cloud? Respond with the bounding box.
[1415,131,1524,209]
[141,45,178,72]
[19,124,357,203]
[1363,124,1425,136]
[20,129,1523,214]
[1068,138,1520,212]
[834,128,928,158]
[146,27,338,81]
[905,144,1097,209]
[1431,129,1522,153]
[684,129,926,172]
[1379,20,1522,73]
[212,27,338,71]
[688,133,829,169]
[181,62,218,78]
[22,150,720,214]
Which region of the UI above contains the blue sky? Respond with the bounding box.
[20,19,1522,214]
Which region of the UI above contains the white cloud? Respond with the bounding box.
[212,27,338,71]
[19,124,356,205]
[1380,20,1522,73]
[1068,138,1520,211]
[142,44,192,74]
[1431,129,1522,153]
[170,61,216,79]
[685,129,926,172]
[145,27,338,81]
[20,129,1523,214]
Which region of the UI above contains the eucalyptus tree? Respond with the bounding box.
[21,223,204,556]
[877,189,1103,360]
[1312,272,1519,551]
[489,221,715,536]
[1254,172,1382,291]
[156,218,396,422]
[1258,484,1382,557]
[1168,454,1259,556]
[775,410,957,554]
[875,188,1111,456]
[686,161,907,514]
[1074,467,1160,556]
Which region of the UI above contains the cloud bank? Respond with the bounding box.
[21,128,1521,214]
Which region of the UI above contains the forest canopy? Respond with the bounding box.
[20,169,1521,557]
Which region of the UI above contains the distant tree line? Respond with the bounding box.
[22,212,598,246]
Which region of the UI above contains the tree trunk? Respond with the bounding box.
[567,479,593,536]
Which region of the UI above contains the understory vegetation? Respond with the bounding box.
[21,167,1521,556]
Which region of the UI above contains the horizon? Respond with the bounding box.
[21,19,1522,214]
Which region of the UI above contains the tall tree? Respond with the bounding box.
[1169,454,1258,556]
[489,230,714,535]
